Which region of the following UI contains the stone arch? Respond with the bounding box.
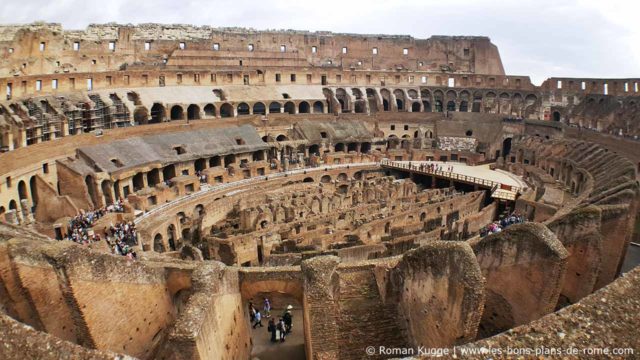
[253,102,266,115]
[269,102,282,113]
[337,173,348,182]
[170,105,184,120]
[9,200,17,211]
[298,101,310,114]
[150,103,165,123]
[187,104,200,120]
[237,102,250,116]
[336,88,350,112]
[472,91,483,112]
[220,103,234,118]
[276,134,289,141]
[394,89,405,111]
[411,102,421,112]
[167,224,177,251]
[320,175,332,183]
[133,107,149,124]
[366,88,380,113]
[203,103,216,117]
[101,180,113,205]
[334,143,345,152]
[194,204,205,217]
[284,101,296,114]
[313,101,324,113]
[29,176,38,208]
[380,89,392,111]
[153,234,166,253]
[84,176,99,209]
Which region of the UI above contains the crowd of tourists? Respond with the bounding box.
[66,200,125,244]
[65,200,137,259]
[417,162,455,173]
[249,298,293,343]
[479,211,526,237]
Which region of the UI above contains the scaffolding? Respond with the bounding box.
[109,93,131,127]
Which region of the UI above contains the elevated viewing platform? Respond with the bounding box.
[381,159,526,200]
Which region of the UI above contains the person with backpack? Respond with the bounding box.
[283,305,293,333]
[253,310,263,328]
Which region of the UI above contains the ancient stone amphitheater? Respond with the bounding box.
[0,23,639,359]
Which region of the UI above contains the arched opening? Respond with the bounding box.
[435,100,443,112]
[459,101,469,112]
[9,200,17,211]
[209,156,221,167]
[150,103,165,123]
[502,138,512,159]
[253,102,266,115]
[337,173,348,182]
[269,102,281,114]
[303,177,314,183]
[309,144,320,156]
[347,143,358,152]
[320,175,332,183]
[383,99,390,111]
[167,224,177,251]
[84,175,98,208]
[194,204,205,217]
[220,103,234,118]
[334,143,345,152]
[154,234,166,253]
[552,111,561,122]
[446,101,456,111]
[394,89,405,111]
[298,101,310,114]
[101,180,113,205]
[366,88,379,113]
[276,134,289,142]
[170,105,184,120]
[361,142,372,153]
[195,158,207,172]
[313,101,324,113]
[422,101,432,112]
[411,102,421,112]
[252,150,265,161]
[381,89,391,111]
[132,173,144,191]
[203,104,216,117]
[187,104,200,120]
[163,165,176,181]
[134,107,149,124]
[147,168,160,187]
[237,102,250,116]
[353,171,363,180]
[284,101,296,114]
[224,154,236,167]
[29,176,38,209]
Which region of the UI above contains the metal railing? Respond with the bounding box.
[380,159,521,199]
[134,162,377,225]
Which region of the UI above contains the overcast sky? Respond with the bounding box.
[1,0,638,85]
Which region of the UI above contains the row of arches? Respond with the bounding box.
[325,87,540,116]
[141,100,326,123]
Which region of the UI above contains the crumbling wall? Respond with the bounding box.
[159,263,251,360]
[393,241,485,348]
[32,174,78,223]
[470,223,568,338]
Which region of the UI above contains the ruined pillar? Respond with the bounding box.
[392,241,485,348]
[301,256,341,359]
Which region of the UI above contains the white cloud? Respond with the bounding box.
[0,0,638,84]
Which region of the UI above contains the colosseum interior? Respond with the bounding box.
[0,23,639,360]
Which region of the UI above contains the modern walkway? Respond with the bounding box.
[381,160,527,201]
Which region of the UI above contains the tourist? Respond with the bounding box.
[277,318,286,342]
[267,318,277,342]
[253,310,263,328]
[263,298,271,318]
[283,305,293,333]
